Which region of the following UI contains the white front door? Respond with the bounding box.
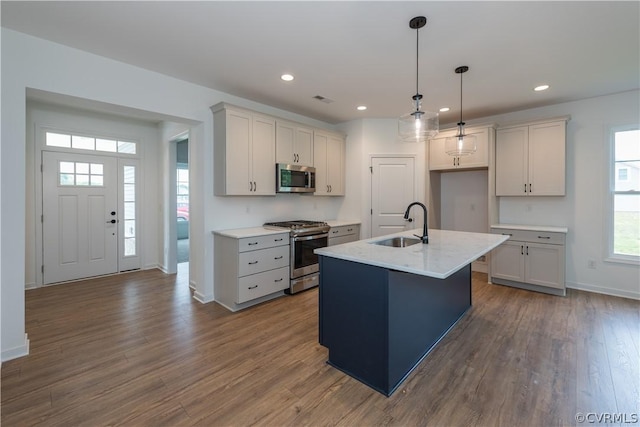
[42,151,118,284]
[371,156,417,238]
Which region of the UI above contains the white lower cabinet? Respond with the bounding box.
[328,224,360,246]
[214,230,290,311]
[490,226,567,296]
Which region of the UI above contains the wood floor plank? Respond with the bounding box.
[2,269,638,426]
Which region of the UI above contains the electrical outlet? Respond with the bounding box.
[587,259,596,269]
[245,205,250,214]
[526,204,533,212]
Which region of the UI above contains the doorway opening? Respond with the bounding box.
[176,139,189,264]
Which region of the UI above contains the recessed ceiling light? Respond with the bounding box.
[534,84,550,91]
[281,74,294,82]
[357,105,367,111]
[439,107,450,112]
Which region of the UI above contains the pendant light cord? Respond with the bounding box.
[459,70,464,126]
[415,26,419,96]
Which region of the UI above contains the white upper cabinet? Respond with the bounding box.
[212,103,276,196]
[314,131,345,196]
[429,126,492,171]
[496,118,568,196]
[276,120,313,166]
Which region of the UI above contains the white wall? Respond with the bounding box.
[1,28,341,360]
[440,170,489,233]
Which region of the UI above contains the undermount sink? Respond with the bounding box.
[371,236,422,248]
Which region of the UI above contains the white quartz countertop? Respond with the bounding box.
[326,220,361,227]
[491,224,569,233]
[315,229,509,279]
[212,227,289,239]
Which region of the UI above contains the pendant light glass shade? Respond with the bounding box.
[445,66,476,156]
[398,16,438,143]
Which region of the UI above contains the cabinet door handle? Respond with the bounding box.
[453,158,456,167]
[537,236,551,239]
[526,246,529,255]
[329,185,332,192]
[248,261,259,265]
[274,256,283,260]
[274,278,283,282]
[254,181,257,192]
[529,183,532,193]
[521,245,524,255]
[524,184,527,193]
[248,285,258,289]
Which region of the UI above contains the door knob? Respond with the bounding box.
[110,211,116,216]
[106,219,116,224]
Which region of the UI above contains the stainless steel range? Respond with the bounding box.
[263,220,330,294]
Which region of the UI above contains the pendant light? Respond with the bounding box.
[398,16,439,143]
[445,66,476,156]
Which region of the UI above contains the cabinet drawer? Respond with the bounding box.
[239,233,289,252]
[239,245,289,277]
[237,267,289,303]
[328,225,359,238]
[491,228,565,245]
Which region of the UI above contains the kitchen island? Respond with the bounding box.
[315,229,508,396]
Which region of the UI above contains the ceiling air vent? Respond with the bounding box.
[313,95,334,104]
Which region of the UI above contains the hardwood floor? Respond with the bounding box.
[2,269,639,426]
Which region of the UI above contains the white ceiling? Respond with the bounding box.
[2,1,639,125]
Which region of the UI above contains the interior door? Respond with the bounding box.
[42,151,118,284]
[371,157,417,237]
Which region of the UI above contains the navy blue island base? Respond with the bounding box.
[318,255,472,396]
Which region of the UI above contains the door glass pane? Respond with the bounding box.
[60,173,75,186]
[124,201,135,220]
[76,163,89,174]
[72,135,95,150]
[124,220,135,238]
[124,183,135,202]
[124,238,136,256]
[90,163,103,174]
[76,174,90,186]
[59,161,74,173]
[90,175,104,186]
[46,132,71,148]
[95,138,117,152]
[118,141,137,154]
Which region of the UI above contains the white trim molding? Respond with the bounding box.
[567,281,640,300]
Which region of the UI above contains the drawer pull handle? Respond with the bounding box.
[332,230,339,234]
[347,228,353,232]
[537,236,551,239]
[248,261,258,265]
[274,238,283,242]
[274,256,283,260]
[274,278,283,282]
[502,233,513,236]
[248,242,258,246]
[248,285,258,289]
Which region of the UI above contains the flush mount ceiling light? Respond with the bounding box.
[439,107,450,112]
[534,84,550,91]
[357,105,367,111]
[398,16,438,143]
[445,66,477,156]
[281,74,294,82]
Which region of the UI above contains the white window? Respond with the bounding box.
[46,131,136,155]
[123,165,136,257]
[58,161,104,186]
[609,126,640,262]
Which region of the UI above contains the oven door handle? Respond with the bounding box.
[292,232,329,242]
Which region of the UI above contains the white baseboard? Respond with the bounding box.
[189,279,196,290]
[25,281,37,290]
[193,291,215,304]
[567,281,640,300]
[2,334,30,362]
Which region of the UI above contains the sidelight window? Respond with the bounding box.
[609,126,640,262]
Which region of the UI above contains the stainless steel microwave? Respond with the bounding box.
[276,164,315,193]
